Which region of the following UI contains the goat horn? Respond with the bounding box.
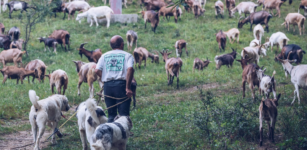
[80,42,88,48]
[287,51,292,60]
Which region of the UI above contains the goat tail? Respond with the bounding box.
[29,90,41,110]
[133,51,140,63]
[256,30,260,40]
[86,98,100,124]
[65,34,70,45]
[301,17,305,27]
[173,62,179,67]
[271,70,276,79]
[214,55,219,64]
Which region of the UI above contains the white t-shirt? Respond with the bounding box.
[96,50,134,82]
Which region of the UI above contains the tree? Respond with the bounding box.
[19,0,53,56]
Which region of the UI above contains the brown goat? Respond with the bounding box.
[48,29,70,51]
[174,39,188,57]
[193,57,211,72]
[237,57,260,99]
[126,30,138,51]
[193,1,205,18]
[184,0,195,12]
[25,59,47,83]
[133,47,156,69]
[78,43,102,63]
[144,0,166,11]
[216,30,227,52]
[140,10,160,33]
[73,60,85,73]
[259,94,281,146]
[282,13,305,35]
[226,0,235,17]
[0,66,36,84]
[159,4,180,23]
[0,23,5,34]
[160,49,182,89]
[10,39,24,50]
[0,48,26,67]
[45,69,68,95]
[299,0,307,16]
[257,0,286,17]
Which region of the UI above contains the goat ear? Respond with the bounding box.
[72,61,77,64]
[263,68,266,73]
[260,66,264,70]
[276,93,281,101]
[167,52,172,55]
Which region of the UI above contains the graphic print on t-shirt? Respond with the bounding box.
[104,53,125,71]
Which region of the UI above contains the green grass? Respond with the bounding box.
[0,0,307,149]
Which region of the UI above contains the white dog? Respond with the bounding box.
[76,98,108,150]
[28,90,70,150]
[91,116,133,150]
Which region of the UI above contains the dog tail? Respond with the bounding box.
[86,98,100,124]
[29,90,41,110]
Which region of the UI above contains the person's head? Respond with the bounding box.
[110,35,124,50]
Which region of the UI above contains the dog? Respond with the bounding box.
[91,116,133,150]
[76,98,108,150]
[28,90,70,150]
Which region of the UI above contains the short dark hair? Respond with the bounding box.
[110,36,124,49]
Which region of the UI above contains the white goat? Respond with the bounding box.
[241,45,266,64]
[253,24,264,43]
[223,28,240,44]
[231,2,258,17]
[257,69,277,99]
[276,54,307,104]
[263,32,289,51]
[63,1,90,20]
[76,6,113,28]
[45,69,68,95]
[249,39,260,47]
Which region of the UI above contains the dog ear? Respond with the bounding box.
[126,116,133,130]
[114,115,120,121]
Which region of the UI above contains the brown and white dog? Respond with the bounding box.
[28,90,70,150]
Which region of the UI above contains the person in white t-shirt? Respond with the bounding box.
[95,35,134,122]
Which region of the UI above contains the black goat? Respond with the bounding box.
[275,44,306,64]
[214,48,237,70]
[0,34,11,50]
[8,27,20,44]
[238,10,272,32]
[6,1,35,19]
[38,37,58,53]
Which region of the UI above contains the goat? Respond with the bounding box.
[0,23,5,34]
[37,37,58,53]
[76,6,114,28]
[257,0,286,17]
[256,69,277,99]
[73,60,85,73]
[174,39,188,57]
[184,0,194,12]
[193,1,205,18]
[241,45,266,65]
[158,4,180,23]
[263,32,289,51]
[0,66,36,84]
[10,39,24,50]
[0,0,8,13]
[226,0,235,17]
[259,94,281,146]
[298,0,307,16]
[0,34,11,50]
[253,24,264,43]
[0,48,25,67]
[49,29,70,51]
[45,69,68,95]
[193,57,210,72]
[216,30,227,52]
[78,43,102,63]
[51,0,63,18]
[275,44,305,64]
[144,0,166,11]
[281,13,305,35]
[153,51,159,64]
[250,39,260,47]
[126,30,137,51]
[231,2,258,17]
[62,1,90,20]
[276,55,307,104]
[25,59,47,83]
[77,62,103,98]
[8,26,20,43]
[140,10,160,33]
[236,57,260,99]
[160,49,182,89]
[214,48,237,70]
[224,28,240,44]
[133,47,157,69]
[238,11,272,33]
[215,0,224,19]
[6,1,35,19]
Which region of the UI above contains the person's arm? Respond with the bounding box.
[126,67,134,97]
[95,56,104,78]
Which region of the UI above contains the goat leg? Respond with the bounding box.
[242,80,246,98]
[259,127,263,146]
[177,76,179,89]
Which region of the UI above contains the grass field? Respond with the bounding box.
[0,0,307,149]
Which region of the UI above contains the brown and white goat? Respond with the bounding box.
[253,24,264,43]
[0,48,26,67]
[215,0,224,19]
[62,1,90,20]
[73,60,85,73]
[160,49,182,89]
[174,39,188,57]
[257,0,286,17]
[10,39,24,50]
[143,0,166,11]
[0,23,5,34]
[216,30,227,52]
[259,94,281,146]
[224,28,240,44]
[45,69,68,95]
[25,59,47,83]
[193,57,210,72]
[241,45,266,65]
[126,30,138,51]
[0,66,36,84]
[236,58,260,99]
[299,0,307,16]
[193,1,205,18]
[78,43,102,63]
[256,69,277,99]
[153,51,159,64]
[226,0,235,17]
[184,0,194,12]
[133,47,157,69]
[281,13,305,35]
[159,4,180,23]
[140,10,160,33]
[214,48,237,70]
[49,29,70,51]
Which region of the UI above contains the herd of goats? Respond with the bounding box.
[0,0,306,149]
